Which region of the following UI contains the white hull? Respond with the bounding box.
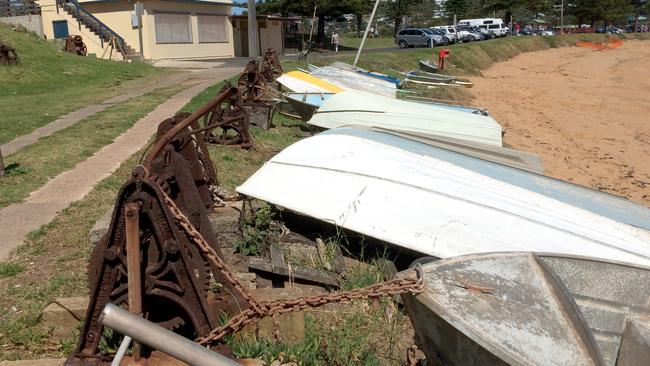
[237,128,650,267]
[309,66,397,98]
[309,90,503,146]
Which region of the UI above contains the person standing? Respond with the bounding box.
[331,32,340,52]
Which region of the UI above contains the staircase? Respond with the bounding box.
[55,0,127,58]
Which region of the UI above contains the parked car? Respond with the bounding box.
[422,29,446,45]
[472,26,495,39]
[539,29,556,36]
[395,28,442,48]
[429,28,452,44]
[519,28,535,36]
[458,26,483,41]
[609,27,623,34]
[431,26,459,42]
[595,27,606,33]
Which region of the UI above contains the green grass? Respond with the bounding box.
[0,146,146,360]
[0,261,24,278]
[0,84,185,208]
[0,23,169,145]
[0,77,305,360]
[339,36,397,50]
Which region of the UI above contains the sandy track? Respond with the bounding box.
[471,40,650,207]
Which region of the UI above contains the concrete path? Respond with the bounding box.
[0,66,241,259]
[1,73,191,156]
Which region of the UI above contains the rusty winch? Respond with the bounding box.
[64,35,88,56]
[260,48,283,83]
[0,40,18,65]
[200,82,252,149]
[65,87,255,365]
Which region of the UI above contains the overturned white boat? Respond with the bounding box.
[237,128,650,267]
[309,65,397,98]
[309,90,503,146]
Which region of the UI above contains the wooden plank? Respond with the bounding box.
[248,258,339,287]
[333,244,347,275]
[269,243,285,273]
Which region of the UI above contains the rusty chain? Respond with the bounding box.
[161,191,425,346]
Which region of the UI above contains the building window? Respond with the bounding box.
[154,13,192,43]
[197,15,228,43]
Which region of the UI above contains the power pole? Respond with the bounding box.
[135,2,144,62]
[560,0,564,34]
[247,0,259,58]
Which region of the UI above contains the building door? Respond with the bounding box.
[52,21,69,39]
[240,22,249,57]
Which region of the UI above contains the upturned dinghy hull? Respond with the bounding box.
[308,90,503,146]
[283,92,334,121]
[237,128,650,267]
[400,252,650,366]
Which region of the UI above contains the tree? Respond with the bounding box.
[257,0,364,43]
[383,0,425,35]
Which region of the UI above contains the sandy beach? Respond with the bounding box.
[471,40,650,207]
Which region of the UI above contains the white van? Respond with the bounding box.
[458,18,509,37]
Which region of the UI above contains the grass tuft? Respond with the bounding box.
[0,261,25,278]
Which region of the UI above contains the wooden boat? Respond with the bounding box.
[276,71,343,93]
[400,252,650,366]
[308,90,503,146]
[283,92,334,122]
[419,59,439,73]
[237,127,650,267]
[400,69,474,87]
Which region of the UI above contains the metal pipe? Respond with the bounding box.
[110,335,132,366]
[101,304,241,366]
[353,0,381,69]
[144,87,237,168]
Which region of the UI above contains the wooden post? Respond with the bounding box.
[125,202,142,361]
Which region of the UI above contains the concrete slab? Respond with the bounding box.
[0,359,65,366]
[42,297,89,339]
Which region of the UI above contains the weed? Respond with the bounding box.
[0,261,24,278]
[222,155,235,162]
[234,204,277,256]
[4,163,27,176]
[226,315,378,366]
[341,258,385,290]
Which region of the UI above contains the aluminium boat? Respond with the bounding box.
[400,252,650,366]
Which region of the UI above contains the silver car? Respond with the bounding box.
[395,28,442,48]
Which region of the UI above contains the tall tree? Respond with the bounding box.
[383,0,425,35]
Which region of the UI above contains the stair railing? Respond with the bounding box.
[55,0,125,55]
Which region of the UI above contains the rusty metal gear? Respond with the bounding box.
[237,60,267,105]
[260,48,283,83]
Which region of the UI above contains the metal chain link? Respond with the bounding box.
[161,190,425,346]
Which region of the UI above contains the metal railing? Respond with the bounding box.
[55,0,125,53]
[0,0,40,17]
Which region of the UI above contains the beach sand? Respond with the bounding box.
[471,40,650,207]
